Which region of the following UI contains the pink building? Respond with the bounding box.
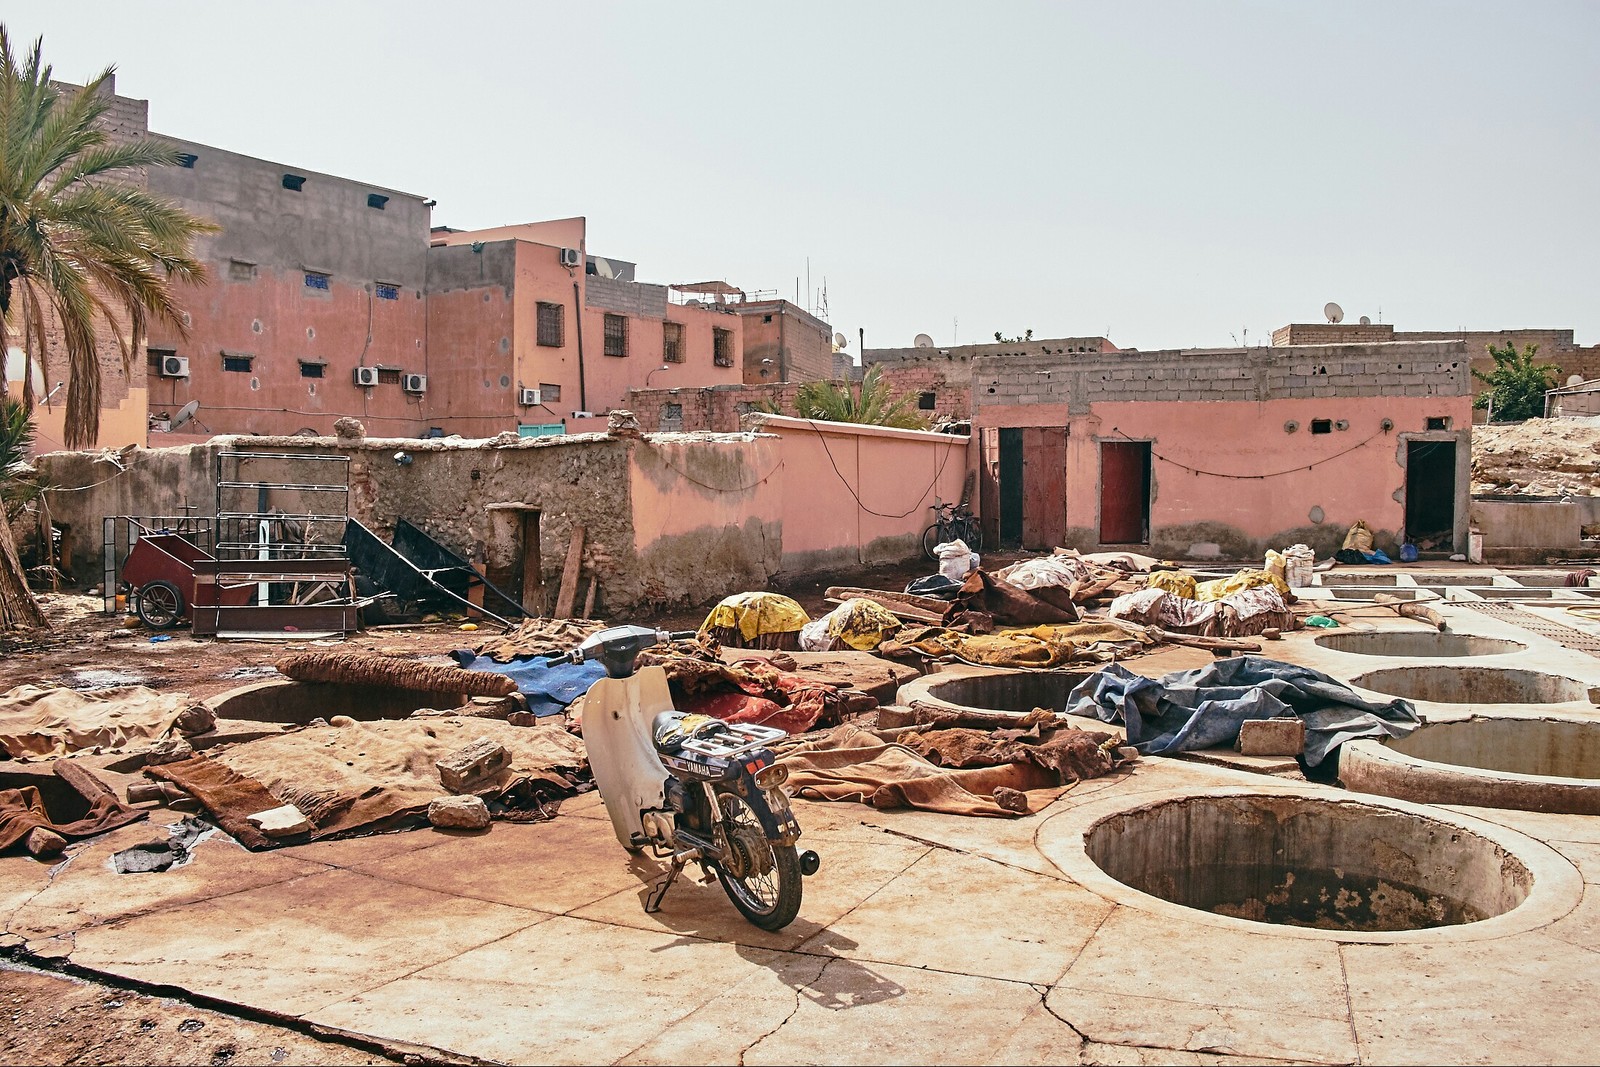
[971,341,1475,559]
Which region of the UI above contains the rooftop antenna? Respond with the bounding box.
[1324,301,1345,324]
[914,333,936,349]
[833,332,848,349]
[1359,315,1372,326]
[170,399,201,430]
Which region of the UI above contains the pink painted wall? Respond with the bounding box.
[972,394,1473,555]
[578,303,743,419]
[752,414,969,570]
[431,218,586,250]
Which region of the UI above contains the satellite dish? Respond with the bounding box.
[833,332,848,348]
[1359,315,1371,326]
[914,333,935,349]
[170,400,201,430]
[1324,302,1344,324]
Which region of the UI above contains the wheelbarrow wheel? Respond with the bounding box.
[135,580,185,629]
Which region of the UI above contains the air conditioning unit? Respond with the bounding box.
[158,355,189,378]
[518,387,542,407]
[402,373,428,394]
[352,366,379,387]
[558,247,582,269]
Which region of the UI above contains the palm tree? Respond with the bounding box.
[792,365,930,430]
[0,29,215,629]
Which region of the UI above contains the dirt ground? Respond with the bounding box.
[0,963,403,1066]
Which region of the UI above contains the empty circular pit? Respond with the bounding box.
[210,678,468,725]
[1084,794,1530,932]
[1315,632,1526,658]
[1343,716,1600,814]
[1351,666,1588,705]
[895,668,1101,718]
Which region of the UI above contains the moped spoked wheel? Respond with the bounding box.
[709,791,802,931]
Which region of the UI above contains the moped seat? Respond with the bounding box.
[652,711,730,754]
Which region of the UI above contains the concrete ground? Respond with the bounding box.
[6,569,1600,1064]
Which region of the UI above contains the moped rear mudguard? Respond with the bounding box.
[579,664,676,849]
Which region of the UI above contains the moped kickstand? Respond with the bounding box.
[644,847,703,914]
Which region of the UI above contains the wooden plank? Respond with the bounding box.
[581,576,598,620]
[520,512,545,616]
[554,525,585,619]
[823,596,944,625]
[825,586,951,613]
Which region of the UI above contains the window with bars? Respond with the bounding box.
[300,361,325,379]
[661,402,684,431]
[603,314,628,357]
[540,383,561,403]
[663,321,685,363]
[537,302,564,347]
[222,353,254,373]
[375,283,399,300]
[377,368,402,385]
[713,328,733,367]
[304,271,330,291]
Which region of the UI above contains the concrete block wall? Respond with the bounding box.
[1272,323,1396,346]
[973,341,1472,414]
[584,275,668,319]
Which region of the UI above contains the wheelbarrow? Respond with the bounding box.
[120,532,253,629]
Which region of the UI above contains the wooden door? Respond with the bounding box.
[1021,427,1068,550]
[1099,441,1150,544]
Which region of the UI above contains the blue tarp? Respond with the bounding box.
[450,651,606,717]
[1064,656,1419,766]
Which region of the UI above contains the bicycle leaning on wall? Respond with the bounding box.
[920,496,982,560]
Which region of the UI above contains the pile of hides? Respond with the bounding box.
[449,651,606,717]
[1065,656,1419,766]
[0,763,144,854]
[474,618,607,663]
[148,716,586,849]
[632,639,847,734]
[700,592,810,651]
[799,598,903,652]
[882,621,1153,669]
[777,714,1119,818]
[0,685,204,760]
[953,554,1143,626]
[1108,582,1296,639]
[277,651,515,697]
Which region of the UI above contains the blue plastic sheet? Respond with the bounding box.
[450,651,606,717]
[1064,656,1418,766]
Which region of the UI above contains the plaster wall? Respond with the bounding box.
[1470,495,1600,564]
[735,300,834,384]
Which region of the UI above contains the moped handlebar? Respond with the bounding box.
[562,625,701,677]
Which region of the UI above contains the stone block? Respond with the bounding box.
[1237,718,1306,756]
[246,804,312,838]
[437,737,512,792]
[428,794,491,830]
[145,736,195,766]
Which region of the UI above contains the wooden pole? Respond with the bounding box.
[555,525,585,619]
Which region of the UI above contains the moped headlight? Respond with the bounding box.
[754,763,789,790]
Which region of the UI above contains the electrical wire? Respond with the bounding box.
[1112,426,1391,480]
[804,418,955,518]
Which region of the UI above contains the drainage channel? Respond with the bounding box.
[1461,602,1600,658]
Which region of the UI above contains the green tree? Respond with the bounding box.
[792,366,930,429]
[0,29,215,629]
[1472,342,1559,422]
[0,398,46,522]
[994,329,1033,343]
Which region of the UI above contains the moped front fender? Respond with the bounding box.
[576,666,676,849]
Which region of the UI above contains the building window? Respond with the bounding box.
[762,314,773,324]
[377,368,402,385]
[661,402,684,431]
[375,283,400,300]
[603,314,628,357]
[663,321,685,363]
[228,259,256,282]
[367,193,389,210]
[282,174,306,191]
[148,347,176,372]
[176,152,198,169]
[1426,416,1451,431]
[540,382,562,403]
[537,302,565,347]
[299,361,325,379]
[304,271,330,291]
[222,353,254,373]
[713,328,733,367]
[1310,418,1332,435]
[918,391,936,410]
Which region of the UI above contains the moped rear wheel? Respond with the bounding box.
[709,791,802,931]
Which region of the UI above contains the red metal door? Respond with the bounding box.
[1021,427,1068,550]
[1100,441,1150,544]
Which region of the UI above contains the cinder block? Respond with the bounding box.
[437,737,512,792]
[1237,718,1305,756]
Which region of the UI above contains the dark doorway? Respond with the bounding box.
[1405,440,1457,548]
[1100,441,1151,544]
[998,428,1024,547]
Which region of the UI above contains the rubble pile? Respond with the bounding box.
[1473,417,1600,496]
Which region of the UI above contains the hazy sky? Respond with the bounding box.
[12,1,1600,353]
